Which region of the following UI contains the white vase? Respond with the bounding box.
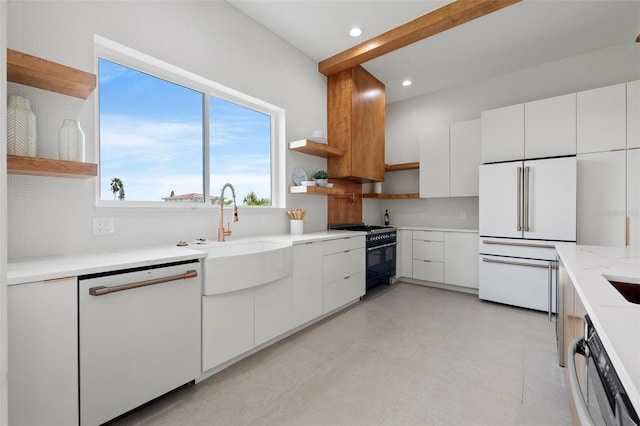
[58,119,85,162]
[7,95,37,157]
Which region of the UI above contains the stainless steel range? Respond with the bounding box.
[329,224,397,291]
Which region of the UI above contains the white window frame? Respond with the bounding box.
[94,35,285,209]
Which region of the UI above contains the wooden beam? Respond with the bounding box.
[318,0,521,76]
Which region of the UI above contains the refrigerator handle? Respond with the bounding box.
[517,167,522,232]
[524,166,530,232]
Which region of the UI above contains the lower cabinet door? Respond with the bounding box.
[255,276,293,346]
[202,289,254,371]
[323,271,365,314]
[412,259,444,283]
[8,278,78,426]
[479,255,556,313]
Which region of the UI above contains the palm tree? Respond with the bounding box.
[243,191,270,206]
[110,178,123,200]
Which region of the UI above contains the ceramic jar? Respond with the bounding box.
[7,95,37,156]
[58,119,85,162]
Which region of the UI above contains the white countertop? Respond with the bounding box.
[555,244,640,408]
[6,231,365,285]
[396,226,478,233]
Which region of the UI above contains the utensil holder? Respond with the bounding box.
[290,219,303,235]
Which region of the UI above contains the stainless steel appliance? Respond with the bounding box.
[568,316,639,426]
[479,156,576,315]
[329,224,397,291]
[78,260,201,425]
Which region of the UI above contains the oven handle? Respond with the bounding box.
[88,269,198,296]
[367,242,398,252]
[568,337,595,426]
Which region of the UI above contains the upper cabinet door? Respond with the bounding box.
[627,149,640,247]
[525,93,576,159]
[450,119,481,197]
[481,103,524,163]
[577,83,626,154]
[627,80,640,149]
[419,124,450,198]
[523,157,576,242]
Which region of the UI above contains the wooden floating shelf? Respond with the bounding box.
[288,185,345,195]
[8,155,97,179]
[7,48,96,99]
[385,162,419,172]
[363,193,419,199]
[288,139,343,158]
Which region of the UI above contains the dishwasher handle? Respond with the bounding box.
[89,269,198,296]
[568,337,595,426]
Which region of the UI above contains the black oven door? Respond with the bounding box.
[366,242,397,289]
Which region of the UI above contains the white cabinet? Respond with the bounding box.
[8,277,79,426]
[444,232,479,289]
[420,119,480,198]
[577,151,627,246]
[577,83,627,154]
[255,276,293,346]
[627,149,640,247]
[322,236,365,314]
[292,241,323,327]
[202,290,254,371]
[481,103,524,163]
[450,119,481,196]
[397,229,413,279]
[419,124,449,198]
[628,80,640,149]
[412,231,444,282]
[525,93,576,158]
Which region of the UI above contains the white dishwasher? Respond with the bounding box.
[79,260,201,426]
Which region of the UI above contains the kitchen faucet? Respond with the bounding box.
[218,183,239,242]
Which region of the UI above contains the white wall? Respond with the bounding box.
[1,1,8,422]
[7,1,328,259]
[371,41,640,228]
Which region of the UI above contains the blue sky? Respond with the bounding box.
[99,58,271,203]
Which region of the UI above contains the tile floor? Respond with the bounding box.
[111,282,572,426]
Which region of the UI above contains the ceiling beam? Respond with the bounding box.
[318,0,521,76]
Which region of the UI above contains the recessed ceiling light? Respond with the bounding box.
[349,27,362,38]
[402,80,412,87]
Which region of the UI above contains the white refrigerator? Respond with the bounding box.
[478,156,576,315]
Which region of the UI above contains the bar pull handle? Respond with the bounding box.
[89,270,198,296]
[482,240,555,249]
[482,257,557,269]
[517,167,522,231]
[524,166,530,232]
[548,261,553,322]
[567,338,595,426]
[626,216,630,247]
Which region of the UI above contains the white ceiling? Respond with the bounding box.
[227,0,640,104]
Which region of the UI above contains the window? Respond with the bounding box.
[96,36,284,207]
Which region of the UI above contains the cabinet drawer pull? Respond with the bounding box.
[344,250,351,253]
[343,275,351,280]
[423,260,432,263]
[89,270,198,296]
[44,276,75,284]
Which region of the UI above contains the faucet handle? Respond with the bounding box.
[224,222,232,236]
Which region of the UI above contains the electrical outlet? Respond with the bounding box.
[460,211,468,220]
[93,217,115,235]
[262,214,269,226]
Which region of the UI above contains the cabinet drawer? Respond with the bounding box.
[323,271,365,314]
[323,236,365,255]
[479,237,560,261]
[413,230,444,241]
[413,240,444,262]
[412,259,444,283]
[323,248,364,284]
